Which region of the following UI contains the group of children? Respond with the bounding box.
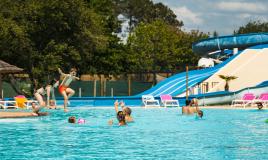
[68,100,134,126]
[67,98,202,126]
[32,68,79,115]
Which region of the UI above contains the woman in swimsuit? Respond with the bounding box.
[58,68,80,112]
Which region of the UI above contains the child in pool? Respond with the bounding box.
[31,102,49,116]
[108,100,126,126]
[68,116,85,124]
[182,98,203,118]
[68,116,76,123]
[119,101,133,122]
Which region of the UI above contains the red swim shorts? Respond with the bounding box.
[59,85,67,94]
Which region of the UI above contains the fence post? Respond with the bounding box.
[104,79,106,96]
[185,66,189,104]
[111,88,114,97]
[79,88,81,97]
[128,74,131,96]
[93,79,97,97]
[100,75,103,96]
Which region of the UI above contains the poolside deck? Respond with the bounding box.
[200,105,268,109]
[0,112,48,118]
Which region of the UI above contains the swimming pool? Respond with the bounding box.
[0,107,267,159]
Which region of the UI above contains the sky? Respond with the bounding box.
[153,0,268,36]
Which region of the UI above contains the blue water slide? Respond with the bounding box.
[136,50,242,97]
[135,33,268,97]
[192,33,268,55]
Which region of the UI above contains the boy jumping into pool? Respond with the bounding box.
[58,68,80,112]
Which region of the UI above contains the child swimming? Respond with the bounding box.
[108,100,127,126]
[119,101,133,122]
[58,68,80,112]
[68,116,85,124]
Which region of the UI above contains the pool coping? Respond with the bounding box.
[199,105,268,109]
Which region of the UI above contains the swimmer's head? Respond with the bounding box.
[123,107,132,116]
[49,100,56,106]
[197,110,203,118]
[68,116,76,123]
[70,68,77,76]
[31,101,37,107]
[257,103,263,110]
[117,111,125,122]
[31,102,40,113]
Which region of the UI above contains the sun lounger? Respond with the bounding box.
[14,95,37,109]
[0,100,18,109]
[142,95,160,107]
[160,94,180,107]
[250,93,268,108]
[231,93,255,108]
[0,100,37,110]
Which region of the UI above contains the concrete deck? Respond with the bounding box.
[0,112,48,118]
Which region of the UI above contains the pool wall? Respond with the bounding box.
[57,96,188,107]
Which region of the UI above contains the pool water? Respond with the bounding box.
[0,107,268,160]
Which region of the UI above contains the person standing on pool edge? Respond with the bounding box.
[58,68,80,112]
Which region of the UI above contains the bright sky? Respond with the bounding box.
[153,0,268,36]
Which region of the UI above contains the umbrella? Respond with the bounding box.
[0,60,23,98]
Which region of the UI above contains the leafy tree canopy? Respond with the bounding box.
[115,0,183,30]
[0,0,118,89]
[127,20,208,73]
[234,20,268,34]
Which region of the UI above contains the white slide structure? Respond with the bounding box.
[204,48,268,92]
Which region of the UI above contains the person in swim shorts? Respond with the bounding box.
[58,68,80,112]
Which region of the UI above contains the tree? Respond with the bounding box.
[213,31,219,37]
[127,20,207,85]
[86,0,127,75]
[218,75,237,91]
[0,0,112,92]
[115,0,183,31]
[234,20,268,34]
